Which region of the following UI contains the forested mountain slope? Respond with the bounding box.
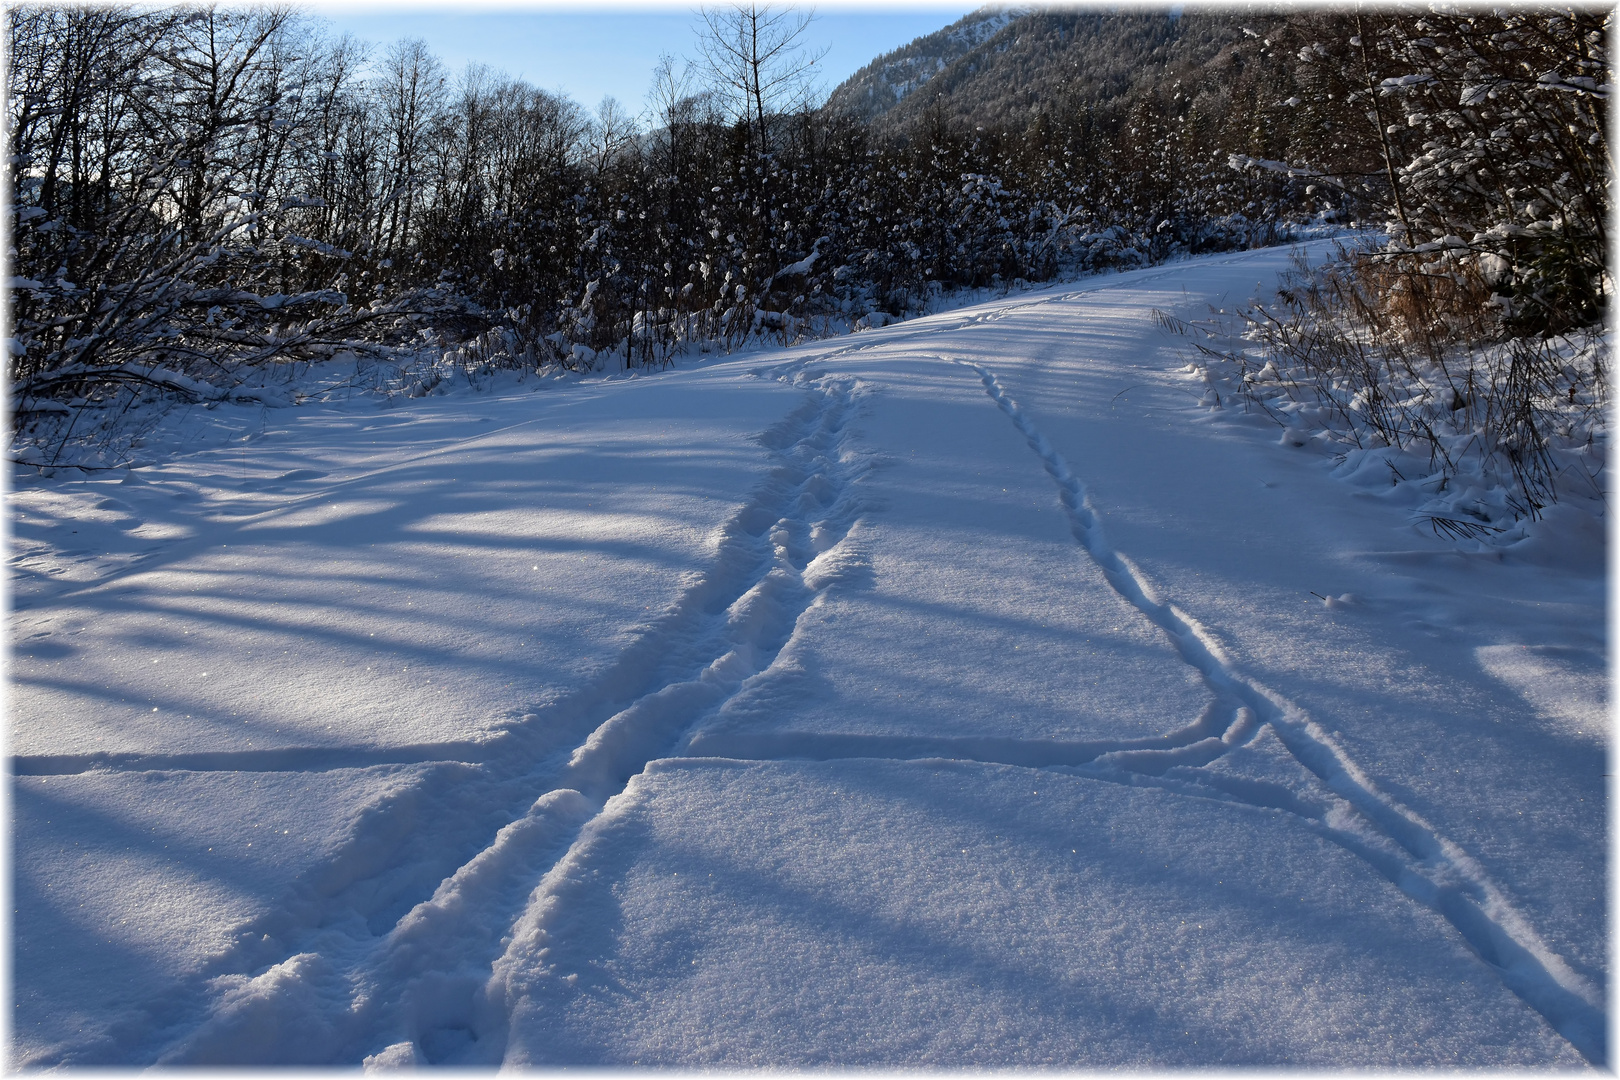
[828,7,1291,137]
[822,7,1020,124]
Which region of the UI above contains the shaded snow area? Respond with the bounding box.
[8,244,1606,1067]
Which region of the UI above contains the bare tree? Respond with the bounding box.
[378,37,444,256]
[589,95,636,173]
[695,3,826,152]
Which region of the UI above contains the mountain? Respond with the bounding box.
[825,6,1290,136]
[822,7,1023,124]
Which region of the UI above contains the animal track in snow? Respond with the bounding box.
[956,359,1605,1066]
[675,354,1605,1065]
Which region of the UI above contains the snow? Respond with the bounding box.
[493,756,1582,1067]
[8,243,1607,1067]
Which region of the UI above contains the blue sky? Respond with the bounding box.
[305,5,978,115]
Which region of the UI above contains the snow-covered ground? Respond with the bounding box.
[8,244,1607,1067]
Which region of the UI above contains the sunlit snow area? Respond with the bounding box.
[9,243,1606,1067]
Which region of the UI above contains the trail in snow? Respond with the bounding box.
[153,372,874,1064]
[958,359,1605,1064]
[478,333,1600,1067]
[467,347,1601,1065]
[623,344,1605,1065]
[15,245,1600,1068]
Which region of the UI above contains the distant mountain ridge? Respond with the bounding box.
[823,7,1024,124]
[826,6,1288,136]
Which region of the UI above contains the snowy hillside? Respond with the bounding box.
[823,6,1019,122]
[9,243,1606,1067]
[821,6,1284,137]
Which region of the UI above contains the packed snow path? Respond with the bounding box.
[10,245,1606,1067]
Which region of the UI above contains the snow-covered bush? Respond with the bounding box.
[1175,247,1607,541]
[1197,8,1609,544]
[1232,7,1609,337]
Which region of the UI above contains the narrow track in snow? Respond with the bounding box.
[671,351,1605,1066]
[151,372,874,1065]
[957,360,1604,1065]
